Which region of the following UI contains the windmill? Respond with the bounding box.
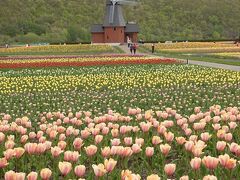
[91,0,139,44]
[104,0,138,26]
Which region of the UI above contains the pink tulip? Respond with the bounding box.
[111,129,119,137]
[27,172,38,180]
[24,143,37,154]
[64,151,79,162]
[157,125,167,135]
[152,136,162,145]
[111,138,121,146]
[179,175,189,180]
[104,158,117,172]
[184,141,194,152]
[132,144,141,153]
[73,138,84,150]
[202,156,219,170]
[85,145,98,156]
[5,141,15,149]
[0,132,5,143]
[40,168,52,180]
[145,147,154,157]
[203,175,217,180]
[81,129,91,139]
[35,143,47,154]
[176,137,186,145]
[102,127,109,135]
[200,132,211,142]
[101,147,111,157]
[147,174,161,180]
[124,137,133,146]
[121,147,133,157]
[92,164,106,177]
[164,163,176,176]
[212,123,221,130]
[216,141,226,151]
[5,171,16,180]
[135,138,144,146]
[58,141,67,150]
[14,147,25,158]
[0,157,8,168]
[29,132,37,139]
[74,165,86,177]
[164,132,174,142]
[59,134,66,141]
[160,144,171,156]
[95,135,103,144]
[59,161,72,176]
[3,149,16,160]
[219,154,236,169]
[190,157,201,170]
[140,122,152,132]
[20,135,28,143]
[224,133,233,142]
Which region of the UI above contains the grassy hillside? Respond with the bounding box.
[0,0,240,44]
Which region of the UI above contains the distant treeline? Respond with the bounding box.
[0,0,239,45]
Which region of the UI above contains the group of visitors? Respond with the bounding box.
[127,36,138,55]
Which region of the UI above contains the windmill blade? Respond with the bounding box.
[109,0,117,24]
[117,0,138,5]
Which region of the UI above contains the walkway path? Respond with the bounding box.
[118,44,240,72]
[187,60,240,72]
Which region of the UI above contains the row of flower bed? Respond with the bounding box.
[0,56,182,68]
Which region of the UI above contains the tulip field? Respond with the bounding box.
[0,44,121,56]
[0,53,240,180]
[143,42,240,53]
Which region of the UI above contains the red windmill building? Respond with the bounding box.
[91,0,139,44]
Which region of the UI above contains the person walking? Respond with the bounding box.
[151,43,155,53]
[127,36,131,48]
[133,43,137,55]
[129,43,133,54]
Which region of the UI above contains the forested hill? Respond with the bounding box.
[0,0,240,44]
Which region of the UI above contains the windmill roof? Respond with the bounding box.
[125,23,139,33]
[91,24,104,33]
[103,5,126,27]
